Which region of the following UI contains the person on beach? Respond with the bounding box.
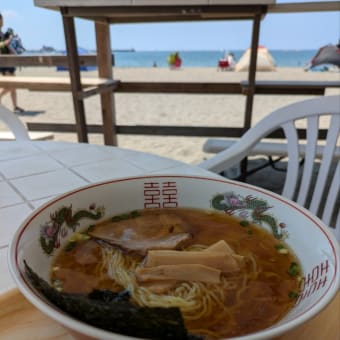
[227,52,236,70]
[0,12,24,113]
[218,51,235,71]
[167,52,182,69]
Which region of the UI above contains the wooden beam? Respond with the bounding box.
[63,5,267,22]
[78,80,119,99]
[26,122,329,140]
[95,21,117,145]
[115,82,242,94]
[72,15,265,24]
[241,80,340,95]
[0,55,98,67]
[35,1,340,16]
[26,122,244,137]
[62,14,88,143]
[244,11,262,131]
[115,126,243,137]
[268,1,340,13]
[35,0,275,7]
[241,9,263,179]
[3,77,335,95]
[0,76,117,92]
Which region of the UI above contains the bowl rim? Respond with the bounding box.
[8,174,340,340]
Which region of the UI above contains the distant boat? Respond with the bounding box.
[40,45,56,53]
[112,48,135,52]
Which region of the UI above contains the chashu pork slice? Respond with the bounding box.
[88,213,192,256]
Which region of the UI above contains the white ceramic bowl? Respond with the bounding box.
[9,175,340,340]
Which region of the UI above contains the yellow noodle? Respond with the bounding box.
[98,244,288,340]
[185,244,207,251]
[101,246,228,323]
[248,253,258,272]
[262,271,281,280]
[234,274,248,305]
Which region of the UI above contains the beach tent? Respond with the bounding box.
[235,46,276,72]
[56,47,97,71]
[305,44,340,70]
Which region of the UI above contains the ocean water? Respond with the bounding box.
[26,49,319,68]
[112,50,317,68]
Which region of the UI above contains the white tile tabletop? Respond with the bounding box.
[0,140,217,294]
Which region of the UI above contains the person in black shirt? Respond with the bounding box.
[0,12,24,112]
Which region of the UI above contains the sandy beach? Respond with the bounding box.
[1,66,339,166]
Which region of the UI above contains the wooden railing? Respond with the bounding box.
[0,54,98,67]
[29,80,340,139]
[1,55,339,140]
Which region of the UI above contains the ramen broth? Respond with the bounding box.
[51,208,301,339]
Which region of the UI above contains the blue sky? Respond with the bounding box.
[1,1,339,51]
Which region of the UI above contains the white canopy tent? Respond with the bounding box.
[236,46,276,72]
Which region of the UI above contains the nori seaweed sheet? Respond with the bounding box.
[24,261,203,340]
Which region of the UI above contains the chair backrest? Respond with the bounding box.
[199,95,340,240]
[0,104,30,141]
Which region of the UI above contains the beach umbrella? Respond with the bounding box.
[235,46,276,72]
[306,44,340,69]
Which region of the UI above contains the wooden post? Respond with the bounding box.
[244,11,262,132]
[240,10,262,180]
[62,14,88,143]
[95,21,117,145]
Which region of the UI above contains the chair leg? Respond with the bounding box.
[239,158,248,182]
[244,156,284,177]
[219,156,305,181]
[269,156,305,172]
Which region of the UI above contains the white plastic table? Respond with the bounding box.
[0,140,217,293]
[0,141,338,340]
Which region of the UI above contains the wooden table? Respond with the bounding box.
[32,1,340,147]
[33,0,273,145]
[0,289,338,339]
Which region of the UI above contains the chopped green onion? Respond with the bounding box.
[68,232,90,242]
[240,220,249,227]
[288,291,299,299]
[297,276,303,283]
[112,210,141,222]
[64,241,77,252]
[288,262,300,277]
[87,224,95,232]
[274,244,284,250]
[274,244,289,254]
[131,210,140,218]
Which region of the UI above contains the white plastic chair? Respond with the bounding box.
[199,95,340,241]
[0,104,30,140]
[0,104,54,141]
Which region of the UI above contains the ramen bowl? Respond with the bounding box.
[8,175,340,340]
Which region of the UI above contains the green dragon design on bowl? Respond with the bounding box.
[211,192,288,240]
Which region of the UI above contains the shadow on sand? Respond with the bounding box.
[16,110,46,117]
